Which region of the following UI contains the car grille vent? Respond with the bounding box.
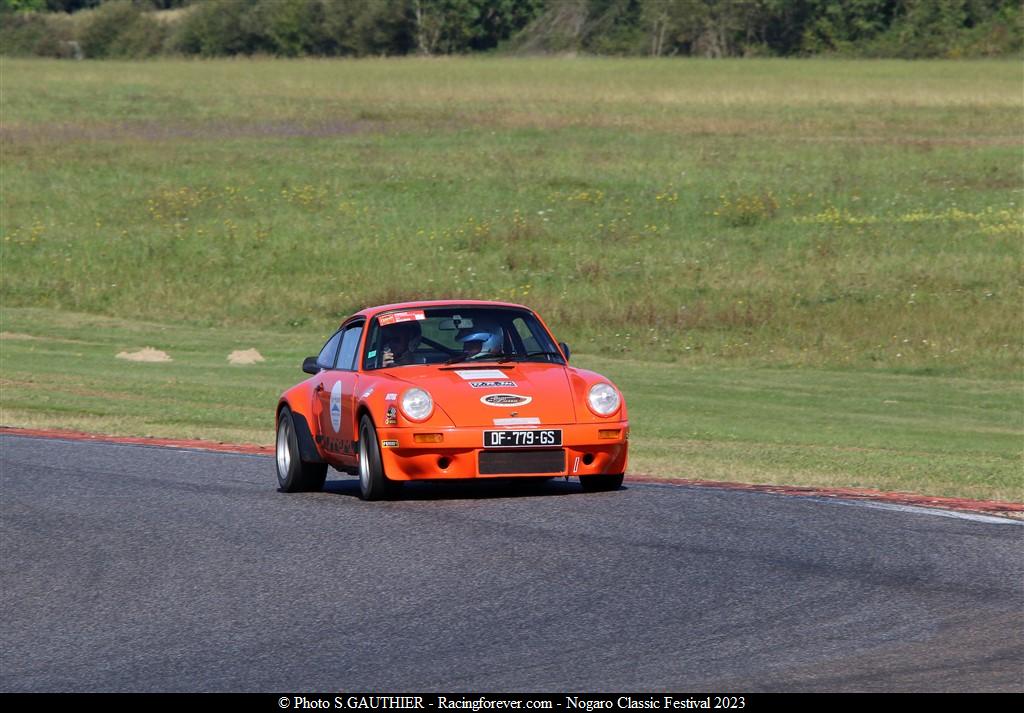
[479,449,566,475]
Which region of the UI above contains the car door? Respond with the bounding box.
[315,321,364,464]
[309,329,341,454]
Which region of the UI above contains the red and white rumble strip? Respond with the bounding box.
[0,426,272,456]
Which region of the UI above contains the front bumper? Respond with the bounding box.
[375,422,629,480]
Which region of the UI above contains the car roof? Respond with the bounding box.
[345,300,532,325]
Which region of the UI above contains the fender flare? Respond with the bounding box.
[280,403,325,464]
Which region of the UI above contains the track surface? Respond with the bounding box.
[1,434,1021,692]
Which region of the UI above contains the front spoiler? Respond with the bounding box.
[374,422,629,480]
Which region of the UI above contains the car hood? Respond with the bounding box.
[384,362,577,427]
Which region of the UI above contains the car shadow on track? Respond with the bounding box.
[322,477,629,501]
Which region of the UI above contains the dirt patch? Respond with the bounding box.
[228,348,265,365]
[116,347,172,363]
[0,119,378,145]
[1,331,95,345]
[0,332,40,341]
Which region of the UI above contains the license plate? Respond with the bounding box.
[483,429,562,448]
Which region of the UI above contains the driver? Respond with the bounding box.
[381,321,421,367]
[456,320,503,359]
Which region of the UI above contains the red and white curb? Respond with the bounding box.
[3,426,1021,519]
[626,475,1023,521]
[0,426,272,456]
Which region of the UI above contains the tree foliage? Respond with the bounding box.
[1,0,1020,58]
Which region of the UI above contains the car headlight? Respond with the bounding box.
[400,388,433,422]
[587,383,620,417]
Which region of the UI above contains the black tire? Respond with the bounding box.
[579,473,624,492]
[358,415,396,501]
[276,407,327,492]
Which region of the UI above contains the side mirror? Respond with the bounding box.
[302,356,320,375]
[559,341,571,362]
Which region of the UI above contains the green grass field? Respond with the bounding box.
[2,307,1020,501]
[1,57,1021,501]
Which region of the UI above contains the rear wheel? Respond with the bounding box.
[580,473,624,492]
[276,407,327,492]
[358,415,396,501]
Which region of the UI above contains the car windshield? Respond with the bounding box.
[363,306,564,370]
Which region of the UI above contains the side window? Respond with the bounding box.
[336,324,364,371]
[362,321,381,370]
[513,317,541,353]
[316,331,343,370]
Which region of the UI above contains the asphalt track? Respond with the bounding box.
[1,434,1021,692]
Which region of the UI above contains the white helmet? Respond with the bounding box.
[456,321,502,356]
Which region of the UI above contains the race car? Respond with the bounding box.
[275,300,628,500]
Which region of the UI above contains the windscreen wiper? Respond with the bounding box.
[443,353,516,365]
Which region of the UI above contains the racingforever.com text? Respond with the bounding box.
[281,695,747,710]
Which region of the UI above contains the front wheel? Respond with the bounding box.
[358,415,396,501]
[276,407,327,492]
[580,473,624,492]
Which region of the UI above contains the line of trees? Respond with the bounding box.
[2,0,1021,59]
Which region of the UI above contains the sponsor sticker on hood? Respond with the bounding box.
[480,393,532,407]
[454,369,508,380]
[493,417,541,425]
[469,380,517,389]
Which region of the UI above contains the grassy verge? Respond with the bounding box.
[1,58,1021,501]
[2,58,1021,374]
[2,308,1019,503]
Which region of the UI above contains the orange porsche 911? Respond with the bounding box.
[275,300,628,500]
